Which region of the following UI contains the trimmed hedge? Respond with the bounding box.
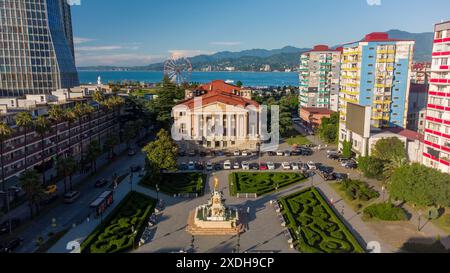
[140,172,206,196]
[81,191,156,253]
[363,203,408,221]
[340,179,380,202]
[229,172,306,196]
[279,188,365,253]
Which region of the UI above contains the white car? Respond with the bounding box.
[188,161,195,170]
[233,162,240,169]
[276,151,284,156]
[242,161,250,170]
[282,162,291,170]
[291,162,299,170]
[206,162,213,171]
[223,160,232,170]
[267,162,276,170]
[307,161,317,170]
[241,151,249,156]
[234,150,240,156]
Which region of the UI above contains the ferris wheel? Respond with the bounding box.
[164,57,193,85]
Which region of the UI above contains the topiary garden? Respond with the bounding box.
[229,172,306,196]
[140,172,206,196]
[81,192,156,253]
[279,188,365,253]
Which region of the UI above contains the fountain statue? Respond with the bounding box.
[187,176,243,235]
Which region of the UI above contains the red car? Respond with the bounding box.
[259,163,268,171]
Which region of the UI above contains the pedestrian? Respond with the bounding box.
[87,216,90,223]
[247,207,250,215]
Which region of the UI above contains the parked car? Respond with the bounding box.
[63,191,80,204]
[233,162,240,169]
[44,185,57,195]
[300,163,309,172]
[178,150,186,157]
[233,150,240,156]
[307,161,317,170]
[242,161,250,170]
[334,173,349,181]
[241,151,249,156]
[0,218,21,235]
[284,150,291,157]
[179,163,188,171]
[206,162,213,171]
[327,153,341,160]
[127,149,136,156]
[215,151,225,157]
[199,151,207,157]
[276,151,284,156]
[2,238,23,253]
[223,160,232,170]
[318,166,334,174]
[195,162,205,171]
[95,178,109,188]
[188,161,195,171]
[188,150,197,157]
[259,163,268,171]
[291,162,299,170]
[267,151,277,156]
[214,163,222,171]
[282,162,291,170]
[225,152,233,157]
[342,160,357,169]
[250,163,259,170]
[290,150,302,156]
[267,162,276,170]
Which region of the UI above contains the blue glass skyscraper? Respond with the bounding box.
[0,0,79,97]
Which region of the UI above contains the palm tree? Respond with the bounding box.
[93,91,105,143]
[19,169,44,218]
[48,105,64,158]
[83,104,95,143]
[86,141,101,174]
[384,154,409,183]
[56,156,77,193]
[34,116,52,185]
[64,108,77,156]
[16,112,33,170]
[0,122,12,208]
[73,103,87,163]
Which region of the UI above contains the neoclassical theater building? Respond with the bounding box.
[172,80,263,151]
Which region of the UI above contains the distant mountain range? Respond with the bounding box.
[78,30,434,72]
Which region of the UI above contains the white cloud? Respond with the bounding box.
[210,41,242,46]
[168,49,213,59]
[75,53,166,67]
[73,37,95,45]
[76,45,124,51]
[367,0,381,6]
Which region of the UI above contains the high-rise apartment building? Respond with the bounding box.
[0,0,79,97]
[422,21,450,173]
[299,45,342,112]
[339,32,414,129]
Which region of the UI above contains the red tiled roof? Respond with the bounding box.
[385,127,422,141]
[300,107,333,115]
[197,80,241,94]
[344,32,413,46]
[178,90,259,109]
[303,45,343,54]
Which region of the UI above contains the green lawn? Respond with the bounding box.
[286,135,311,146]
[432,210,450,234]
[279,188,365,253]
[140,172,206,196]
[229,172,306,196]
[132,89,159,96]
[81,192,156,253]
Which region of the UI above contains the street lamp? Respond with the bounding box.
[190,235,195,253]
[381,186,386,202]
[129,168,134,192]
[418,211,422,232]
[236,232,241,254]
[0,191,12,235]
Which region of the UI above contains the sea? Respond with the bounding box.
[78,71,299,88]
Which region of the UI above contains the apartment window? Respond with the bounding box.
[436,31,443,39]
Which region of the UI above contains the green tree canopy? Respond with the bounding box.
[389,163,450,207]
[372,137,407,162]
[143,129,178,175]
[357,156,386,180]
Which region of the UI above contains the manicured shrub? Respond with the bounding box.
[363,203,408,221]
[340,179,379,202]
[229,172,306,196]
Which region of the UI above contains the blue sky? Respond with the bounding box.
[71,0,450,66]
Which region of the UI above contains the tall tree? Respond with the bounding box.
[143,129,178,182]
[0,122,12,209]
[73,103,87,163]
[86,140,101,174]
[34,116,52,185]
[16,112,33,170]
[372,137,407,162]
[93,91,105,143]
[123,121,137,149]
[19,170,44,218]
[56,156,77,193]
[48,105,65,158]
[83,103,95,143]
[64,108,77,157]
